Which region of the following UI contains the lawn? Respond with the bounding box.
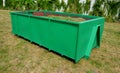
[0,10,120,73]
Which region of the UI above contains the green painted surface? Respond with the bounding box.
[10,11,105,63]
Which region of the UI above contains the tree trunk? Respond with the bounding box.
[3,0,5,7]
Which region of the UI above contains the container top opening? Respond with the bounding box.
[47,15,86,22]
[32,12,90,22]
[16,11,98,22]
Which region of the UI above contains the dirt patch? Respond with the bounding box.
[32,12,86,22]
[47,15,86,22]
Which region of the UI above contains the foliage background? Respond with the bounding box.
[0,0,120,22]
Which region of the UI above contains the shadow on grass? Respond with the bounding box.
[14,34,75,63]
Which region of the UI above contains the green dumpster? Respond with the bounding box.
[10,10,105,63]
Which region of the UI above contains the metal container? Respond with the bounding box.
[10,10,105,63]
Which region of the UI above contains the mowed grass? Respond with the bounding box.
[0,10,120,73]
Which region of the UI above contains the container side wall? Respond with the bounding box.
[10,13,18,34]
[30,17,49,47]
[75,18,105,62]
[10,13,32,41]
[17,15,32,40]
[48,20,79,59]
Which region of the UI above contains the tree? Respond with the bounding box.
[37,0,61,11]
[3,0,5,7]
[61,0,66,12]
[89,0,104,16]
[83,0,91,14]
[66,0,82,13]
[104,0,120,21]
[0,1,2,7]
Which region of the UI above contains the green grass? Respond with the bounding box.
[0,10,120,73]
